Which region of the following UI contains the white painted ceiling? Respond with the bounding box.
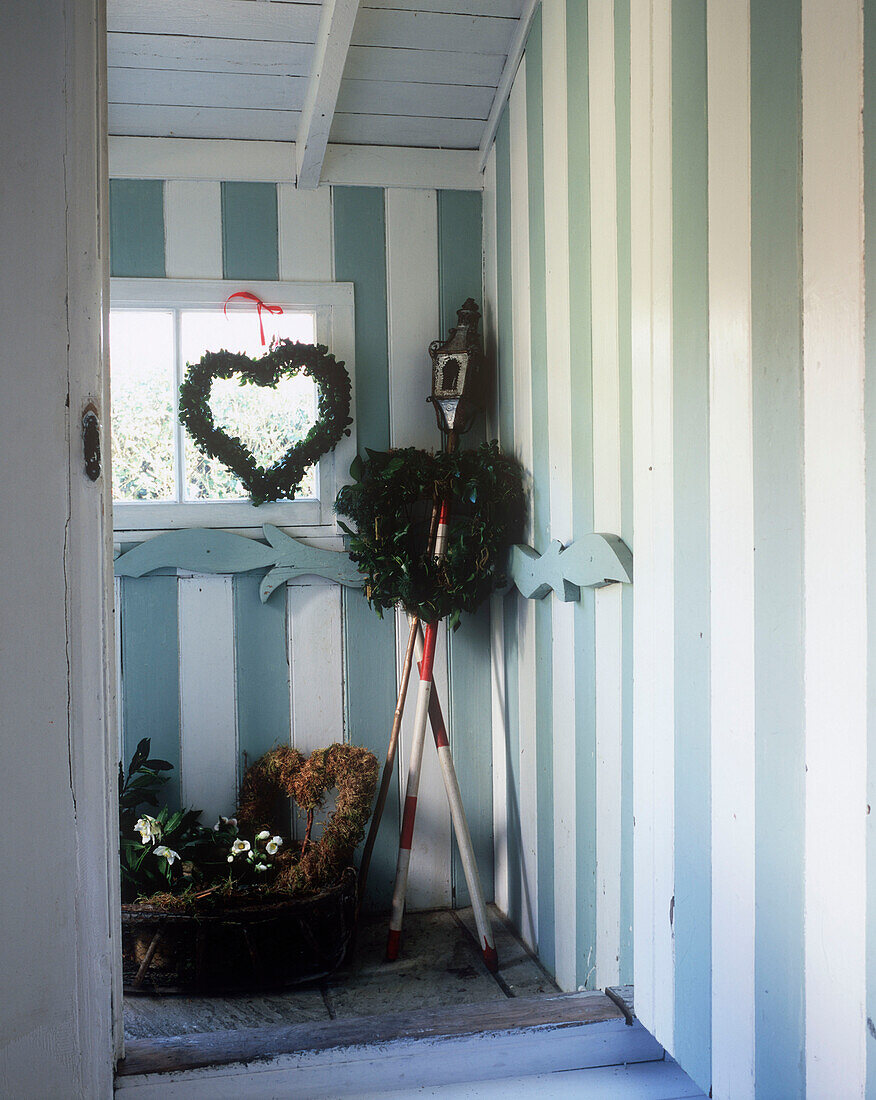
[107,0,527,151]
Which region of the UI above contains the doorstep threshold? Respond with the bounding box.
[118,990,635,1078]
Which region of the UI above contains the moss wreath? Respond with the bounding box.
[179,340,353,506]
[237,744,377,897]
[335,441,525,628]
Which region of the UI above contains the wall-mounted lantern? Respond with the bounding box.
[428,298,484,439]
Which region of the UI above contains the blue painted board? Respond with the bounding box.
[333,186,390,454]
[751,2,806,1097]
[344,589,400,913]
[494,106,523,931]
[221,182,279,281]
[110,179,165,278]
[449,604,494,908]
[614,0,635,987]
[671,4,712,1088]
[234,575,291,777]
[120,576,181,810]
[525,6,555,976]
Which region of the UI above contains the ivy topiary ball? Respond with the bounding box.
[335,441,525,628]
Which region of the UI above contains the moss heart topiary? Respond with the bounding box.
[237,744,377,897]
[179,340,352,506]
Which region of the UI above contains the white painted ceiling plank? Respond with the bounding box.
[109,104,302,141]
[330,113,485,148]
[108,34,314,77]
[478,0,539,169]
[336,79,494,120]
[296,0,361,189]
[345,45,505,86]
[108,68,308,111]
[352,8,515,55]
[363,0,523,16]
[108,0,321,43]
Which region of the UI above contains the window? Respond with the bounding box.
[110,280,355,533]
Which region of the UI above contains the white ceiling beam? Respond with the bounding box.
[478,0,540,171]
[296,0,360,190]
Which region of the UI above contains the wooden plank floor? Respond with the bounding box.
[123,904,558,1041]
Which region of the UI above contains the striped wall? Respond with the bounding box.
[484,0,874,1097]
[110,173,490,916]
[483,0,635,1000]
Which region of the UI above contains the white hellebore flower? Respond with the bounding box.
[135,815,161,844]
[256,830,271,842]
[153,846,180,866]
[213,815,238,832]
[255,863,269,873]
[265,837,283,855]
[231,839,251,856]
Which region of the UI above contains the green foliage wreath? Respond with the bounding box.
[335,442,525,627]
[179,340,352,506]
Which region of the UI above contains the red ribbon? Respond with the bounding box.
[223,291,284,346]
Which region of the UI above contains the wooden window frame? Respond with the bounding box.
[110,278,356,537]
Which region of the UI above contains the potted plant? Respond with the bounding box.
[119,738,377,994]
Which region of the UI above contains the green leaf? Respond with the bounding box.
[144,758,173,771]
[129,737,151,775]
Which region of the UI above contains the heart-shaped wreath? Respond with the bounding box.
[237,743,377,897]
[179,340,352,506]
[335,442,526,627]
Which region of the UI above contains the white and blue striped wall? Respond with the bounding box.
[483,0,634,1002]
[485,0,876,1097]
[110,171,490,916]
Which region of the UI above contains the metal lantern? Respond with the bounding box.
[428,298,484,437]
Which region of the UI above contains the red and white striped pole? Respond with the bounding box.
[386,616,439,961]
[387,497,452,960]
[416,622,497,972]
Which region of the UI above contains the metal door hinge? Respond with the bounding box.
[82,406,101,481]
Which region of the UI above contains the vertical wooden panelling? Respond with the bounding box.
[510,59,540,952]
[495,107,526,934]
[234,575,290,775]
[866,3,876,1094]
[278,184,333,281]
[344,589,398,912]
[750,3,806,1094]
[164,180,222,278]
[631,0,676,1049]
[221,181,279,280]
[671,1,711,1086]
[543,0,576,990]
[120,575,180,807]
[386,188,441,447]
[613,0,635,988]
[437,187,493,909]
[178,576,238,825]
[802,1,867,1093]
[332,187,390,453]
[385,186,453,908]
[520,9,554,976]
[114,576,124,763]
[483,149,509,916]
[587,0,622,991]
[332,185,398,912]
[437,190,484,336]
[707,4,755,1097]
[287,581,345,752]
[109,178,165,277]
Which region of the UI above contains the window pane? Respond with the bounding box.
[180,310,319,501]
[110,311,175,501]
